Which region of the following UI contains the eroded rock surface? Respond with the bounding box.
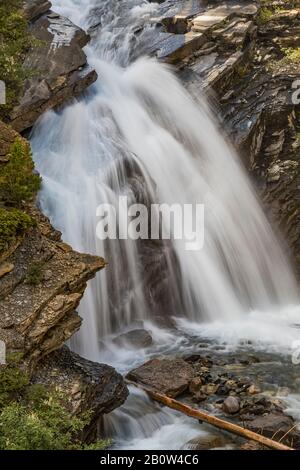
[33,346,128,420]
[10,1,97,132]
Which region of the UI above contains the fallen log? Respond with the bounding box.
[125,379,294,451]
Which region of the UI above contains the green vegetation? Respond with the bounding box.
[0,137,41,253]
[0,0,34,119]
[0,355,112,450]
[0,138,41,207]
[25,261,44,286]
[257,7,273,24]
[281,47,300,63]
[0,207,33,252]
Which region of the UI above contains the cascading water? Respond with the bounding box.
[30,0,300,449]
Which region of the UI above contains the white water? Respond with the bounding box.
[30,0,300,449]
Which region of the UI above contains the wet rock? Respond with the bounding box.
[200,383,219,395]
[10,3,97,131]
[244,413,300,448]
[222,396,240,414]
[247,384,261,395]
[113,329,153,349]
[189,376,203,394]
[192,392,207,403]
[23,0,51,21]
[185,434,225,450]
[127,358,194,397]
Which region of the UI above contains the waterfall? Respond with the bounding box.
[31,0,299,362]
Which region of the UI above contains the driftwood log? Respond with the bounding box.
[126,379,294,451]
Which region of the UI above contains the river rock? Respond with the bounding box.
[185,434,225,450]
[189,376,203,394]
[127,358,194,397]
[222,396,240,414]
[244,413,300,448]
[10,2,97,131]
[113,329,153,349]
[247,384,261,395]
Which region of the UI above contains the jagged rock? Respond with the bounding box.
[32,346,128,424]
[113,329,153,349]
[127,358,194,397]
[0,218,105,366]
[10,2,97,131]
[23,0,51,21]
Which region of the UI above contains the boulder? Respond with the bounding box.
[185,434,225,450]
[32,346,128,439]
[244,413,300,448]
[113,329,153,349]
[222,396,240,414]
[127,358,194,397]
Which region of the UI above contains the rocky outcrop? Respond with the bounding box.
[0,202,106,367]
[33,345,128,437]
[150,0,300,277]
[10,1,97,132]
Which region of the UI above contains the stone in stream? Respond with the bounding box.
[244,413,300,448]
[222,396,240,414]
[189,376,203,394]
[127,358,194,397]
[113,329,153,349]
[185,434,225,450]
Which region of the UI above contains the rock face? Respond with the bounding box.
[0,203,106,367]
[150,0,300,277]
[10,1,97,132]
[0,119,128,424]
[127,357,194,397]
[33,346,128,428]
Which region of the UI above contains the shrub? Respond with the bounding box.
[257,8,273,24]
[0,207,33,252]
[0,0,34,119]
[25,261,44,285]
[0,138,41,207]
[0,356,112,450]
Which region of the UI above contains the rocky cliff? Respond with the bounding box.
[149,0,300,277]
[9,0,97,132]
[0,0,128,429]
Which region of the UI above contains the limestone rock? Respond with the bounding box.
[0,205,106,367]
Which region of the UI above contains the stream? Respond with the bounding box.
[30,0,300,449]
